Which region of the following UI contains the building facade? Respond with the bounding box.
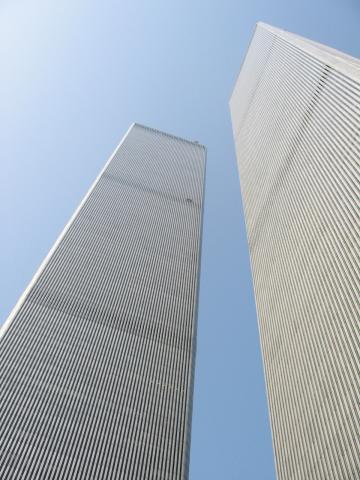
[0,124,206,479]
[230,23,359,480]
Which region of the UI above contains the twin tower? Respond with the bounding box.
[1,23,359,480]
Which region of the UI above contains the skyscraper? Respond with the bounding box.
[230,23,359,480]
[0,123,206,479]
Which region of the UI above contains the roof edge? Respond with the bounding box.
[256,22,360,83]
[133,123,206,151]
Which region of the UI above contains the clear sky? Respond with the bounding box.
[1,1,359,478]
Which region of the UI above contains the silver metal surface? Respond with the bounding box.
[230,22,360,480]
[0,124,206,479]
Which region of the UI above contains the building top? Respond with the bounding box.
[257,22,360,83]
[134,122,207,151]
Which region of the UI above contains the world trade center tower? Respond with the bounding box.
[1,124,206,479]
[230,23,359,479]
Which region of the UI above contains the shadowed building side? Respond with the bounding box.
[0,123,206,480]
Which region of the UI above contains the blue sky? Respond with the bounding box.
[1,1,359,478]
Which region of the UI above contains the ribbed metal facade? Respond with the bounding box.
[0,124,206,479]
[230,23,360,480]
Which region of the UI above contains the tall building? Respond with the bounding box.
[0,123,206,479]
[230,23,359,480]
